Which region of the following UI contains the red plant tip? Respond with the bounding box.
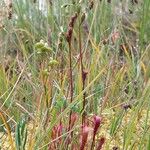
[91,116,102,149]
[93,116,102,135]
[96,137,105,150]
[69,12,78,28]
[66,12,78,43]
[66,27,73,43]
[80,126,90,150]
[82,70,88,82]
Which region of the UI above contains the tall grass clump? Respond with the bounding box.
[0,0,150,149]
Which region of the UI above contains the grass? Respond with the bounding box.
[0,0,150,149]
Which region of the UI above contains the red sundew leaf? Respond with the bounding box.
[91,116,102,149]
[96,137,105,150]
[93,116,102,136]
[80,126,91,150]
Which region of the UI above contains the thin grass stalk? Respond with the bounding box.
[0,111,15,150]
[78,20,86,125]
[68,42,74,132]
[66,12,78,133]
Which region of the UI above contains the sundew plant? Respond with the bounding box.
[0,0,150,149]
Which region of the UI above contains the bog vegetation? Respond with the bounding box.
[0,0,150,149]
